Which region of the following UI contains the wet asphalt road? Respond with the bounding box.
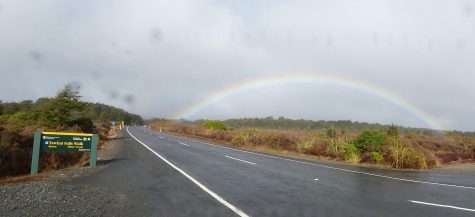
[77,127,475,216]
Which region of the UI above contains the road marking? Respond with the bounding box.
[164,133,475,190]
[179,142,190,147]
[127,127,249,217]
[159,136,164,139]
[225,156,256,165]
[314,179,319,181]
[409,200,475,212]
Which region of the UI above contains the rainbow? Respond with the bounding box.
[173,75,446,130]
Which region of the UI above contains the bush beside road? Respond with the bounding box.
[149,119,475,170]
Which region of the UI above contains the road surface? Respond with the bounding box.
[77,126,475,216]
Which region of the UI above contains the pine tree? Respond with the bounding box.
[43,83,85,127]
[387,124,399,138]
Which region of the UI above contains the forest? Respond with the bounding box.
[0,83,143,178]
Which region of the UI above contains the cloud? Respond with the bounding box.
[0,0,474,130]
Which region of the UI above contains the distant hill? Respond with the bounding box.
[191,117,471,136]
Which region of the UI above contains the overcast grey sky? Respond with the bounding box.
[0,0,474,130]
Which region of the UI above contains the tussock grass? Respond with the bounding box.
[150,120,475,170]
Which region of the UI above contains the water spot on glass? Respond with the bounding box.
[463,4,473,16]
[372,33,378,47]
[326,33,333,46]
[124,95,135,104]
[28,50,43,63]
[109,90,119,100]
[312,35,318,45]
[91,70,101,78]
[150,28,162,43]
[456,39,467,49]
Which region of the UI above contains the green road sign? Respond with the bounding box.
[31,131,99,175]
[40,132,93,152]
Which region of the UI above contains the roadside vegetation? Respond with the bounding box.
[0,83,143,179]
[149,118,475,170]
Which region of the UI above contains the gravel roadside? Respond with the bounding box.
[0,131,122,217]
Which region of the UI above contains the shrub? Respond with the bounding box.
[344,142,360,163]
[66,118,94,133]
[355,130,387,152]
[296,138,314,153]
[388,141,409,168]
[369,151,384,164]
[7,112,33,126]
[0,115,12,122]
[303,140,328,156]
[387,124,399,138]
[251,132,297,151]
[231,133,248,146]
[326,138,347,158]
[202,120,227,130]
[404,151,427,169]
[388,140,428,169]
[326,128,336,138]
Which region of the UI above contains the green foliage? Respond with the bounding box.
[0,115,11,122]
[7,112,35,126]
[388,141,410,169]
[0,83,143,128]
[388,141,427,169]
[344,142,360,163]
[326,127,336,138]
[232,133,248,146]
[369,151,384,164]
[221,117,453,136]
[99,111,112,122]
[2,102,21,115]
[81,103,143,125]
[223,117,387,131]
[354,130,387,152]
[66,118,94,133]
[326,138,348,158]
[387,124,399,138]
[202,120,227,130]
[0,83,145,179]
[405,152,427,169]
[296,138,314,153]
[43,83,85,127]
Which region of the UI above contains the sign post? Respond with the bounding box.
[30,131,41,175]
[90,134,98,167]
[30,132,99,175]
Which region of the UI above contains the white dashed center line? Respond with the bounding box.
[409,200,475,212]
[225,156,256,165]
[179,142,190,147]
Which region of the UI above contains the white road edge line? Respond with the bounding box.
[126,127,249,217]
[179,142,191,147]
[409,200,475,212]
[164,132,475,190]
[225,156,256,165]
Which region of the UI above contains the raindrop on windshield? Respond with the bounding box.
[124,95,135,104]
[150,28,162,43]
[28,50,43,63]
